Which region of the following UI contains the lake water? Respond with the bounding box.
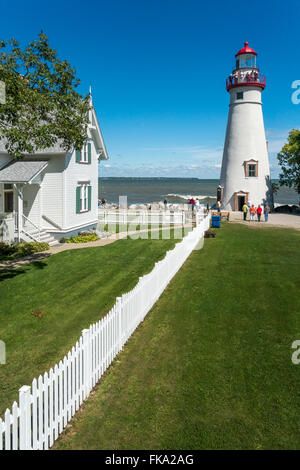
[98,177,299,206]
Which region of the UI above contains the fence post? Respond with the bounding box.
[116,297,122,352]
[82,329,91,399]
[19,385,31,450]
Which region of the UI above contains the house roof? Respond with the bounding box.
[0,97,108,160]
[0,138,65,155]
[0,160,48,183]
[89,103,109,160]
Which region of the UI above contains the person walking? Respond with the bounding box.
[257,204,262,222]
[264,203,270,222]
[164,198,168,210]
[249,204,256,221]
[190,197,196,215]
[242,202,248,221]
[195,198,200,212]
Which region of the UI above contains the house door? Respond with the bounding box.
[237,195,245,212]
[4,191,14,213]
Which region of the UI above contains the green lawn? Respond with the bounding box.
[0,234,178,416]
[54,223,300,450]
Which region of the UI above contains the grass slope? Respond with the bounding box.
[0,235,177,416]
[54,223,300,450]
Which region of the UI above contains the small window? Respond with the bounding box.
[4,184,13,190]
[236,92,244,100]
[81,185,88,211]
[248,164,256,177]
[75,142,91,164]
[82,143,88,163]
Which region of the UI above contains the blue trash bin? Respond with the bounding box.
[211,215,221,228]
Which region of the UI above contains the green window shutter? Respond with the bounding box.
[76,186,81,213]
[75,149,81,162]
[88,185,92,211]
[88,143,92,164]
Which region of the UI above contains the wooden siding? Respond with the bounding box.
[40,156,64,230]
[63,137,98,231]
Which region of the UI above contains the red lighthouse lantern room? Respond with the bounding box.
[226,41,266,91]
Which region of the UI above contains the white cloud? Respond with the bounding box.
[265,128,290,153]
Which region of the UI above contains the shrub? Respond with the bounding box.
[65,233,99,243]
[204,229,216,238]
[0,241,50,260]
[0,243,16,257]
[15,241,50,256]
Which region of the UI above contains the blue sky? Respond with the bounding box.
[1,0,300,178]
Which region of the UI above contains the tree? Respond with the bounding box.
[0,32,90,159]
[277,129,300,194]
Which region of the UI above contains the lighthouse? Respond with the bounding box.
[220,42,273,211]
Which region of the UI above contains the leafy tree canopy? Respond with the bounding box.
[0,32,90,159]
[277,129,300,194]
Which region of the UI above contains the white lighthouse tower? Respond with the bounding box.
[220,42,273,211]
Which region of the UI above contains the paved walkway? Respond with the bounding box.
[228,211,300,230]
[2,213,298,271]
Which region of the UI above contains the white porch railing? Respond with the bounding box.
[0,214,211,450]
[21,215,41,242]
[0,213,15,245]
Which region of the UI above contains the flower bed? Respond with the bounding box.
[65,232,99,244]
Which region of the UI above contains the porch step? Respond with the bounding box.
[21,226,59,246]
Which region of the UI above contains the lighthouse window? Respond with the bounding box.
[248,164,256,177]
[236,92,244,100]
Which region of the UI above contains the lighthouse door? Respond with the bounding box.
[237,195,245,211]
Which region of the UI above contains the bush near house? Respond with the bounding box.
[65,232,99,243]
[0,241,50,261]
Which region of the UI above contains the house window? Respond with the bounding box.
[75,142,92,164]
[76,183,91,213]
[82,143,88,163]
[236,92,244,100]
[248,164,256,177]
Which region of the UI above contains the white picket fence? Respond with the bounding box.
[0,214,211,450]
[98,209,186,226]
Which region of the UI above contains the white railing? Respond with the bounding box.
[0,214,15,244]
[98,210,186,226]
[22,215,41,242]
[0,215,211,450]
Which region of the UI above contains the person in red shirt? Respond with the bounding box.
[190,197,195,215]
[257,205,262,222]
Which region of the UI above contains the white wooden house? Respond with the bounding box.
[0,101,108,245]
